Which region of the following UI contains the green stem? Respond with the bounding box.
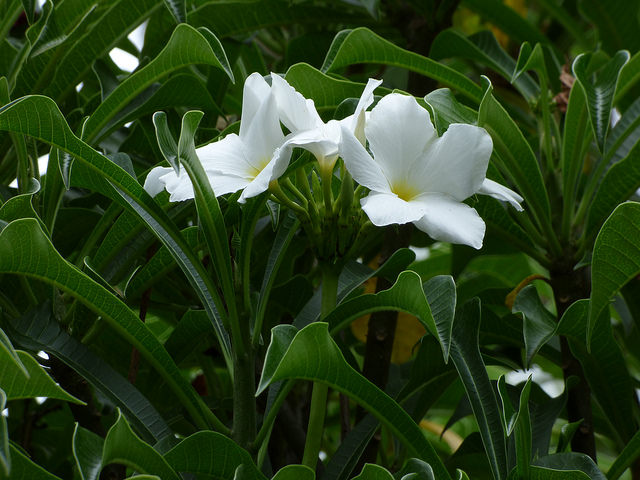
[282,177,308,208]
[232,312,256,450]
[270,181,308,217]
[302,264,340,469]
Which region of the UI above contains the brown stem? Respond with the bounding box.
[550,265,596,460]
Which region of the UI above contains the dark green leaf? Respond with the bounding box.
[272,465,315,480]
[321,28,483,102]
[102,411,179,480]
[163,431,266,479]
[351,464,393,479]
[588,202,640,342]
[513,285,557,366]
[162,0,185,23]
[0,389,8,477]
[72,424,104,480]
[607,428,640,480]
[450,299,508,480]
[258,323,451,479]
[3,444,62,479]
[572,51,630,154]
[532,452,605,480]
[578,0,640,55]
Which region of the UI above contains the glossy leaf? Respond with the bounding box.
[559,300,635,444]
[72,424,104,480]
[513,285,557,366]
[586,141,640,240]
[478,78,550,232]
[589,202,640,343]
[321,28,483,102]
[0,350,83,403]
[4,303,172,443]
[322,414,379,480]
[430,29,539,102]
[84,24,232,142]
[351,464,393,479]
[607,428,640,480]
[449,299,507,480]
[0,327,27,378]
[272,465,315,480]
[162,0,185,23]
[0,219,212,430]
[578,0,640,55]
[532,452,605,480]
[257,322,451,479]
[3,445,62,479]
[163,431,266,479]
[324,271,444,358]
[102,411,180,480]
[0,94,232,369]
[572,51,630,154]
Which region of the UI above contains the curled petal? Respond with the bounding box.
[271,73,322,133]
[417,123,493,202]
[347,77,383,144]
[144,166,173,197]
[339,124,392,193]
[360,191,426,226]
[161,169,195,203]
[412,193,486,249]
[238,145,293,203]
[240,73,271,138]
[478,179,524,211]
[241,90,286,164]
[283,120,341,169]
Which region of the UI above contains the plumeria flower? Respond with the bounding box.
[144,72,290,203]
[271,74,382,173]
[339,93,523,250]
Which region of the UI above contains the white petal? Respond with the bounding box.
[365,93,436,187]
[339,124,391,193]
[283,120,341,163]
[240,73,271,139]
[417,123,493,202]
[360,191,426,226]
[161,170,194,202]
[143,166,173,197]
[238,144,293,203]
[209,174,250,197]
[240,90,286,166]
[478,178,524,211]
[412,193,486,249]
[197,134,255,179]
[271,73,323,133]
[350,78,382,144]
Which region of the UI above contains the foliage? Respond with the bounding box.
[1,1,640,479]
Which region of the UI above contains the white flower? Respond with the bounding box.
[270,74,382,173]
[339,93,523,249]
[144,73,290,203]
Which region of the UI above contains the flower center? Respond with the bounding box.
[391,182,419,202]
[249,157,270,179]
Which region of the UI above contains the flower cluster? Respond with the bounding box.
[144,72,523,250]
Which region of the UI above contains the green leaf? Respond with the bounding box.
[0,390,8,477]
[272,465,315,480]
[1,445,62,479]
[0,350,83,403]
[586,136,640,241]
[423,88,477,134]
[512,285,557,366]
[532,452,605,480]
[321,28,483,103]
[162,0,185,23]
[84,24,232,142]
[561,78,591,230]
[258,323,451,479]
[72,424,104,480]
[41,0,162,101]
[285,63,387,114]
[536,0,591,48]
[578,0,640,55]
[616,52,640,102]
[0,178,42,225]
[20,0,36,23]
[0,219,213,430]
[607,428,640,480]
[352,464,394,479]
[322,414,379,480]
[4,303,172,443]
[588,202,640,343]
[102,411,179,480]
[514,378,533,479]
[605,95,640,164]
[430,29,539,103]
[449,299,508,480]
[0,327,28,378]
[323,271,445,359]
[0,94,232,371]
[478,78,551,235]
[461,0,549,46]
[163,431,266,479]
[559,299,635,445]
[572,51,630,154]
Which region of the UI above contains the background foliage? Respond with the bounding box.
[2,0,640,479]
